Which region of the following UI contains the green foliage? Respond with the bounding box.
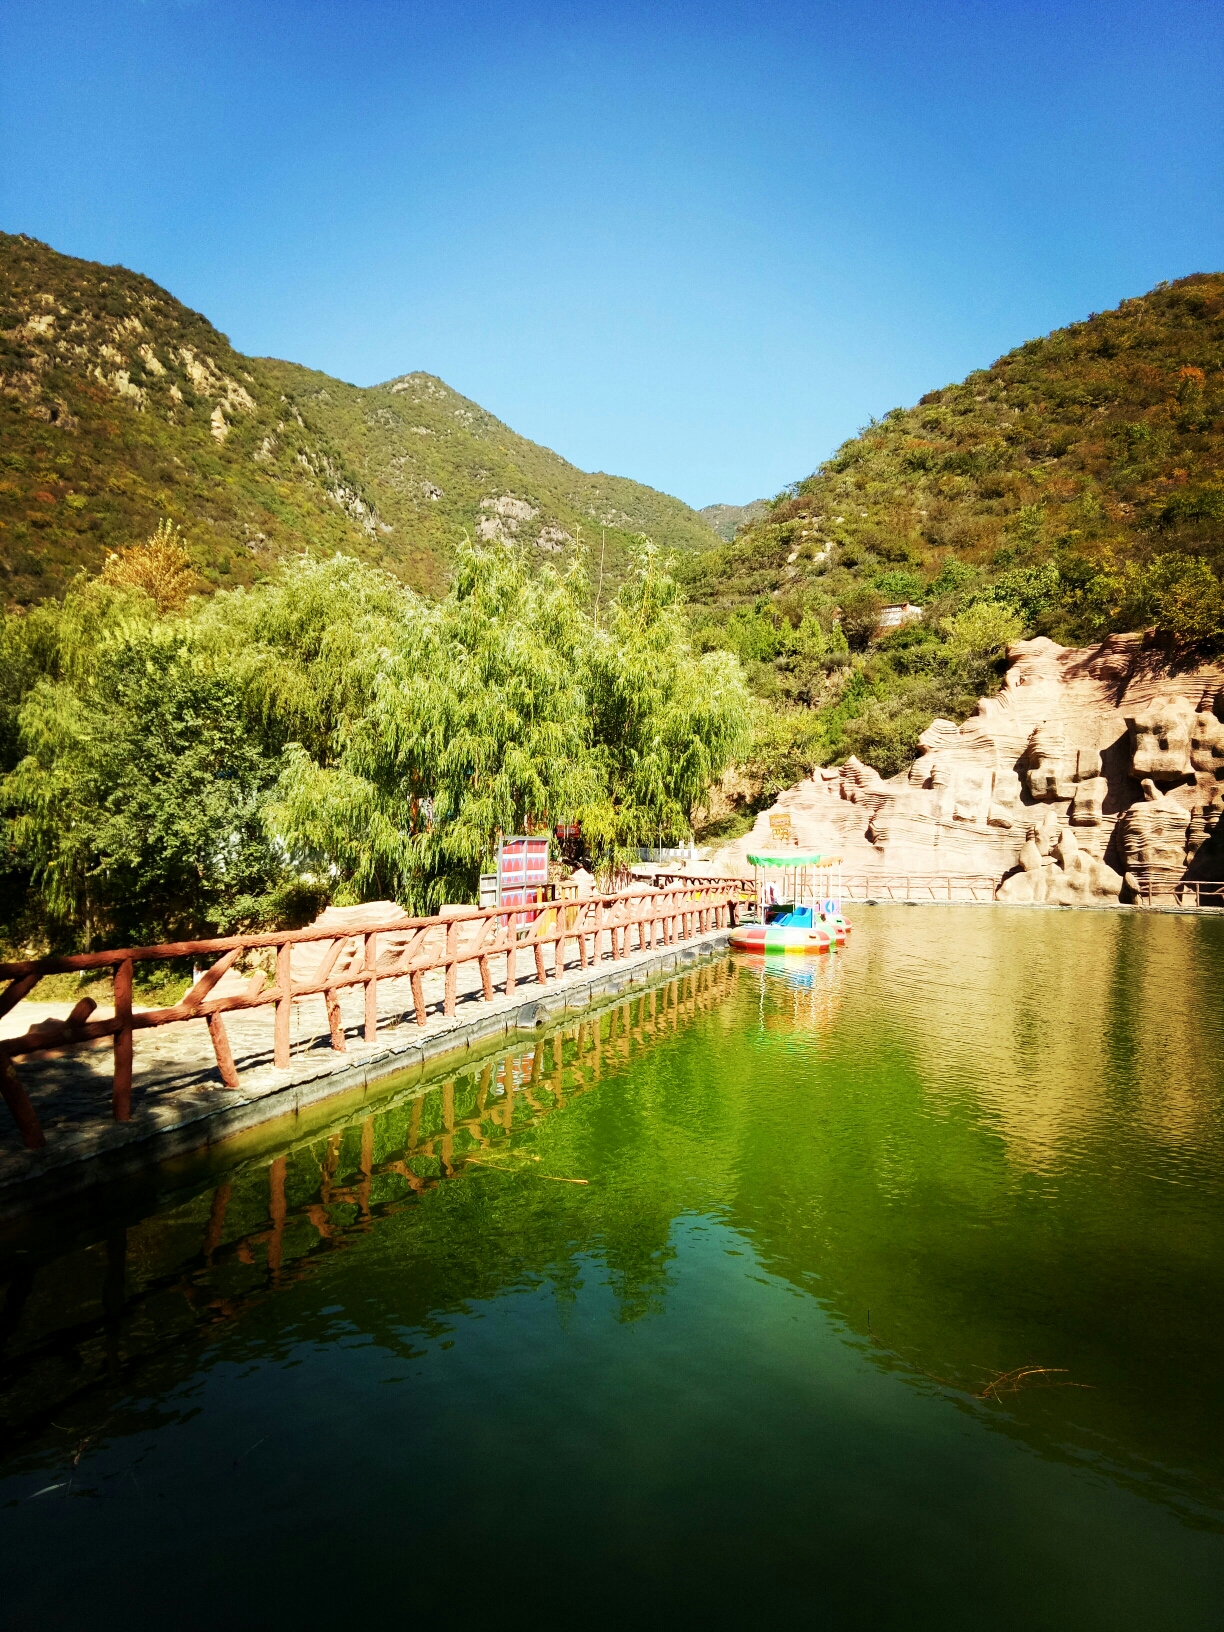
[740,701,830,799]
[1119,554,1224,647]
[2,545,749,948]
[5,610,283,947]
[582,545,751,859]
[985,561,1062,626]
[942,600,1025,656]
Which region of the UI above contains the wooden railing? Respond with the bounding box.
[841,875,1000,902]
[653,871,753,894]
[1136,880,1224,909]
[0,884,739,1152]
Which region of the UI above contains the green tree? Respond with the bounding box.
[5,627,283,947]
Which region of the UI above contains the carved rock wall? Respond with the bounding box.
[712,633,1224,903]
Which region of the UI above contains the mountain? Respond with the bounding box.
[0,233,714,608]
[682,273,1224,791]
[699,500,769,542]
[688,274,1224,623]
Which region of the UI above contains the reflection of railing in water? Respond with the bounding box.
[0,964,738,1448]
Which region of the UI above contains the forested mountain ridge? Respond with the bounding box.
[682,273,1224,793]
[0,233,713,608]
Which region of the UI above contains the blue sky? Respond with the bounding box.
[2,1,1222,509]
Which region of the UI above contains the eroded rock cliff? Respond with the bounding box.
[714,633,1224,903]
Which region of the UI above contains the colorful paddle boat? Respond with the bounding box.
[729,852,851,954]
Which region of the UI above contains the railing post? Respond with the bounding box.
[275,939,292,1069]
[112,957,134,1121]
[364,932,378,1043]
[207,1013,240,1087]
[445,918,459,1016]
[594,901,605,964]
[0,1057,45,1150]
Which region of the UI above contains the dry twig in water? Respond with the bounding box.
[977,1366,1090,1401]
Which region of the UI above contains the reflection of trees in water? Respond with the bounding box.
[0,965,738,1454]
[726,914,1224,1526]
[846,907,1224,1173]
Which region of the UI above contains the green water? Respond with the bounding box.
[2,905,1223,1628]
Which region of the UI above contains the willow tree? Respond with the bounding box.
[578,542,751,866]
[4,542,751,949]
[263,544,601,909]
[261,542,749,906]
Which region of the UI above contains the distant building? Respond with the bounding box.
[878,602,923,631]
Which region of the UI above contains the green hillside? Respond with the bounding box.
[698,499,768,542]
[0,233,713,608]
[684,273,1224,796]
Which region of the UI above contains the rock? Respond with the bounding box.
[997,823,1123,904]
[708,631,1224,905]
[1127,699,1196,781]
[1191,708,1224,776]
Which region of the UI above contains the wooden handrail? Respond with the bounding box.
[0,883,740,1152]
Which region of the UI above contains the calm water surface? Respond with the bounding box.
[2,905,1223,1628]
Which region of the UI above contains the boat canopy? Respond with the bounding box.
[747,853,840,868]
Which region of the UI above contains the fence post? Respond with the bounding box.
[0,1057,45,1150]
[364,932,378,1043]
[112,957,134,1121]
[505,918,517,996]
[275,939,292,1069]
[207,1013,240,1088]
[444,919,459,1016]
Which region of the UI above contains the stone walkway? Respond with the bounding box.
[0,929,733,1210]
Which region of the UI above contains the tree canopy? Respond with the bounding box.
[1,542,749,950]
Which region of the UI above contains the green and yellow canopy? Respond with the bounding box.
[747,853,840,868]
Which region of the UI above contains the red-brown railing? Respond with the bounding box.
[841,874,1000,902]
[654,871,753,893]
[0,883,740,1152]
[1136,879,1224,909]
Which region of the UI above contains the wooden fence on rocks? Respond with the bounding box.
[0,883,745,1152]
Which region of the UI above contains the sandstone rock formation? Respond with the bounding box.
[711,633,1224,904]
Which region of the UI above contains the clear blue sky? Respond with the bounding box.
[2,1,1222,509]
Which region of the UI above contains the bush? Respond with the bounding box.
[942,600,1025,656]
[1122,554,1224,647]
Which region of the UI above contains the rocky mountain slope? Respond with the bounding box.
[698,499,768,541]
[0,233,713,607]
[690,274,1224,621]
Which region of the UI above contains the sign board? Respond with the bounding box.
[497,836,550,913]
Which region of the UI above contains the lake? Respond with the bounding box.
[2,904,1223,1628]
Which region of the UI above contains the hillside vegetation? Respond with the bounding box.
[684,273,1224,806]
[0,233,713,608]
[699,499,768,541]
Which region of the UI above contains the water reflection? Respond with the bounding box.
[845,907,1224,1171]
[2,909,1224,1612]
[0,964,738,1450]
